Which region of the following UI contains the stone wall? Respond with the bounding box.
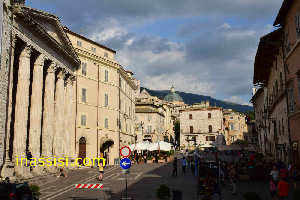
[0,0,11,168]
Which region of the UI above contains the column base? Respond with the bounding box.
[1,160,16,180]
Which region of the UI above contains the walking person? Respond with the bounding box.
[277,176,289,200]
[172,157,178,176]
[270,165,279,184]
[229,165,237,195]
[182,157,187,175]
[270,178,277,200]
[98,162,104,181]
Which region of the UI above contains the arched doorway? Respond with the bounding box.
[78,137,86,165]
[100,139,114,165]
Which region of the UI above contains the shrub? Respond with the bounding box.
[156,184,170,200]
[243,192,261,200]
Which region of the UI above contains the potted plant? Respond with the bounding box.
[30,184,41,200]
[156,184,170,200]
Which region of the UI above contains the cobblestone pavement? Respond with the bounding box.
[35,161,298,200]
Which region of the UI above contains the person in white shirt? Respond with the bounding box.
[270,165,279,183]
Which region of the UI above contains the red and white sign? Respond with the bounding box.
[75,184,103,189]
[120,146,131,158]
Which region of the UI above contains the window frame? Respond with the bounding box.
[208,125,212,133]
[104,93,108,107]
[104,52,108,58]
[208,113,211,119]
[104,70,109,82]
[81,114,87,127]
[77,40,82,47]
[91,47,96,53]
[189,114,192,120]
[81,88,87,103]
[190,126,193,133]
[105,118,109,129]
[81,62,87,76]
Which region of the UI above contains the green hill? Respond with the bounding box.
[141,87,253,113]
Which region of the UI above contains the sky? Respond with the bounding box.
[26,0,283,106]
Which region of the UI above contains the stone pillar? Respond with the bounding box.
[64,75,75,161]
[54,69,65,158]
[13,45,32,177]
[1,36,17,179]
[41,63,56,173]
[28,54,45,174]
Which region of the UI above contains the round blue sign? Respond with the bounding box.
[120,158,131,170]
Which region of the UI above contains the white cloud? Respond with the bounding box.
[225,96,251,106]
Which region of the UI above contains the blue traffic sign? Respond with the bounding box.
[120,158,131,170]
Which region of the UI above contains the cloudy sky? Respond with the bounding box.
[26,0,283,105]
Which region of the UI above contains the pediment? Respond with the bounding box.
[13,6,80,66]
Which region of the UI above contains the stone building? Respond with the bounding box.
[252,28,290,163]
[244,120,259,148]
[223,109,248,145]
[135,90,175,144]
[1,3,80,178]
[251,88,268,154]
[179,102,224,150]
[65,29,137,165]
[273,0,300,165]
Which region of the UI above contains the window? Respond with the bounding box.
[208,125,212,133]
[295,13,300,39]
[148,115,151,121]
[104,94,108,107]
[190,126,193,133]
[81,88,87,103]
[104,70,108,82]
[105,118,108,129]
[208,113,211,119]
[81,62,87,76]
[147,125,152,133]
[81,114,86,126]
[230,123,234,131]
[77,41,82,47]
[206,136,215,141]
[104,52,108,58]
[91,47,96,53]
[189,114,192,120]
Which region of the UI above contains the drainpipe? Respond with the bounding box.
[96,64,99,158]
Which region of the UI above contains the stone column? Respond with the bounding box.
[41,63,56,173]
[28,54,45,174]
[64,75,75,161]
[13,45,32,177]
[54,69,65,158]
[1,36,17,179]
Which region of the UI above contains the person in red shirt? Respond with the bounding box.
[277,177,289,200]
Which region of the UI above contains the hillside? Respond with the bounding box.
[141,87,253,113]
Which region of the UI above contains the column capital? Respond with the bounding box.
[35,54,48,67]
[20,44,33,58]
[66,74,76,85]
[47,62,57,73]
[57,68,67,80]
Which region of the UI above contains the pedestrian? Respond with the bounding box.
[172,157,178,176]
[270,178,277,200]
[270,165,279,184]
[182,157,187,175]
[98,162,104,181]
[229,165,237,195]
[190,158,195,174]
[277,176,289,200]
[57,167,67,178]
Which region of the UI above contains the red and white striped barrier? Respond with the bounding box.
[74,184,103,189]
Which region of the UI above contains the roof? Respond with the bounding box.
[253,28,283,85]
[274,0,291,26]
[64,27,116,54]
[250,87,264,103]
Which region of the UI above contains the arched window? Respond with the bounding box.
[208,113,211,119]
[208,125,212,133]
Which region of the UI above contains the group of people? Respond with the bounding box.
[172,156,199,177]
[269,162,300,200]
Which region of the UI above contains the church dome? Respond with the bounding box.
[164,86,184,103]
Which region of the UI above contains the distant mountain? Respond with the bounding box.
[141,87,253,113]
